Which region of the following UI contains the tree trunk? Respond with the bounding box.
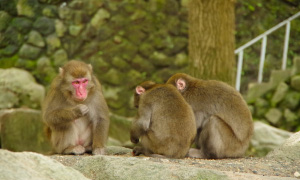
[188,0,236,85]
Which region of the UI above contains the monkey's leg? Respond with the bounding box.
[132,146,144,156]
[198,115,243,159]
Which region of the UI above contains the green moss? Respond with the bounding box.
[0,54,19,68]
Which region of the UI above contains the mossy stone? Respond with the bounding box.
[27,30,45,47]
[33,17,55,35]
[19,44,42,60]
[0,11,12,31]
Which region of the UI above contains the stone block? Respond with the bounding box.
[271,82,289,106]
[291,75,300,91]
[269,69,291,88]
[0,11,12,31]
[246,82,273,103]
[27,30,45,47]
[19,43,42,60]
[265,108,282,125]
[0,109,51,153]
[291,56,300,75]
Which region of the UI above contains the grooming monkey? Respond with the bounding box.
[43,60,110,155]
[130,81,196,158]
[167,73,253,159]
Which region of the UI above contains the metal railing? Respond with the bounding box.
[235,11,300,91]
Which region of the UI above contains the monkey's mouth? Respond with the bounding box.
[74,96,87,102]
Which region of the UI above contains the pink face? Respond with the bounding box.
[72,78,89,101]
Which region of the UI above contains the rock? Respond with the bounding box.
[45,34,61,55]
[36,56,57,83]
[0,109,51,153]
[27,30,45,47]
[69,24,84,36]
[55,19,67,37]
[109,114,132,144]
[290,75,300,91]
[33,16,55,35]
[16,0,38,18]
[42,5,58,18]
[246,82,273,103]
[267,131,300,161]
[0,149,89,180]
[0,11,11,31]
[0,68,45,109]
[291,56,300,75]
[283,109,298,122]
[105,146,132,155]
[19,43,42,60]
[52,49,68,67]
[268,70,291,88]
[10,17,33,34]
[131,55,155,73]
[264,108,282,125]
[271,82,288,106]
[57,155,229,180]
[251,121,293,156]
[91,8,110,29]
[254,98,269,117]
[279,91,300,110]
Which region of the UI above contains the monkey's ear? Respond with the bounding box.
[136,86,145,95]
[176,78,186,92]
[88,64,93,72]
[59,67,64,77]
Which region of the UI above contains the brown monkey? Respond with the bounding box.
[130,81,196,158]
[166,73,253,159]
[43,60,110,155]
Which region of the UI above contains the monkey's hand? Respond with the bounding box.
[74,104,89,117]
[130,136,139,144]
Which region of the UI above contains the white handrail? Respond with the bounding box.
[235,11,300,91]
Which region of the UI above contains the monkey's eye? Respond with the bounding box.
[83,79,88,83]
[72,81,80,85]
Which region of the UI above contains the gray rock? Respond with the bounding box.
[0,149,90,180]
[0,109,51,153]
[45,34,61,55]
[0,68,45,109]
[265,108,282,125]
[16,0,37,17]
[246,83,273,103]
[52,49,68,67]
[91,9,110,29]
[55,19,67,37]
[10,17,33,34]
[0,11,12,31]
[66,155,229,180]
[271,82,288,106]
[283,109,298,122]
[69,24,84,36]
[27,30,45,47]
[33,17,55,35]
[19,43,42,60]
[251,121,292,156]
[290,75,300,91]
[267,131,300,161]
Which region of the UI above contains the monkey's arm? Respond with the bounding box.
[44,105,87,128]
[130,106,151,144]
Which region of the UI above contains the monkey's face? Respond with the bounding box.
[71,78,89,101]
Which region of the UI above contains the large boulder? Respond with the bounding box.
[0,108,51,153]
[250,121,293,157]
[267,131,300,160]
[0,68,45,109]
[0,149,89,180]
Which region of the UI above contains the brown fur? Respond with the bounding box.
[42,60,110,155]
[166,73,253,159]
[130,81,196,159]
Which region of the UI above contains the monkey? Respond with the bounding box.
[166,73,253,159]
[130,81,196,158]
[42,60,110,155]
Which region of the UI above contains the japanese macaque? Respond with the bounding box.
[130,81,196,158]
[166,73,253,159]
[43,60,110,155]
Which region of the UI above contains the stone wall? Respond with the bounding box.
[0,0,189,116]
[246,57,300,132]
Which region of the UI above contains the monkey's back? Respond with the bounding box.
[187,79,253,142]
[141,84,196,158]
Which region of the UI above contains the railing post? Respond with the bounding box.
[282,21,291,70]
[235,51,244,91]
[258,36,267,83]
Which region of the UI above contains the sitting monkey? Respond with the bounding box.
[130,81,196,158]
